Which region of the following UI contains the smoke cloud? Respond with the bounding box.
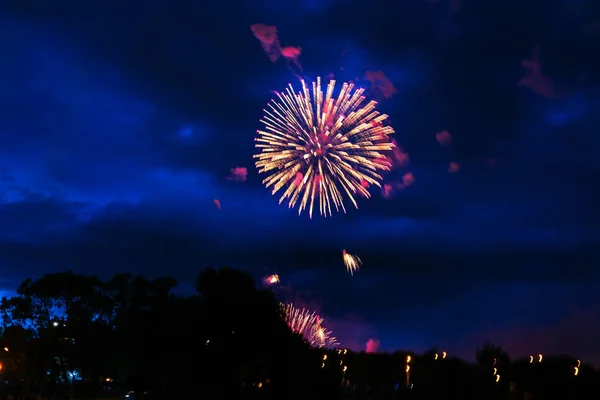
[365,338,380,353]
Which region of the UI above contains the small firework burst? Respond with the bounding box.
[342,249,361,275]
[264,273,280,285]
[281,303,338,348]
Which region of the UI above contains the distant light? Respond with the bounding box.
[205,340,210,345]
[577,360,581,368]
[496,374,500,383]
[53,322,59,327]
[529,356,534,364]
[434,353,438,360]
[574,367,579,376]
[442,351,447,359]
[538,354,543,363]
[3,347,8,352]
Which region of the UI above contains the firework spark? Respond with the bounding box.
[282,303,338,348]
[342,249,361,275]
[264,273,280,285]
[254,77,396,218]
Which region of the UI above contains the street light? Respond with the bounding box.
[405,355,411,387]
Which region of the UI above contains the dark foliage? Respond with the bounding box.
[0,269,598,400]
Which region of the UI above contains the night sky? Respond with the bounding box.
[2,0,600,362]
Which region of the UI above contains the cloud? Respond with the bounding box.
[0,196,85,243]
[0,15,221,207]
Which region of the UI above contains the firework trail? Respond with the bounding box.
[342,249,361,275]
[254,77,396,218]
[282,303,338,348]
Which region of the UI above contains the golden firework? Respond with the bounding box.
[254,77,396,218]
[281,303,338,348]
[342,249,361,275]
[266,274,280,284]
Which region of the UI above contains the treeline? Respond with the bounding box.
[0,268,331,399]
[0,268,598,400]
[326,344,600,400]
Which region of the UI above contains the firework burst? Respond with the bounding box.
[264,273,280,285]
[254,77,396,218]
[282,303,338,348]
[342,249,361,275]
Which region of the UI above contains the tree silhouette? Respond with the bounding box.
[0,268,597,400]
[475,341,510,367]
[193,266,321,399]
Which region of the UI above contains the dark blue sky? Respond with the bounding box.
[1,0,600,362]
